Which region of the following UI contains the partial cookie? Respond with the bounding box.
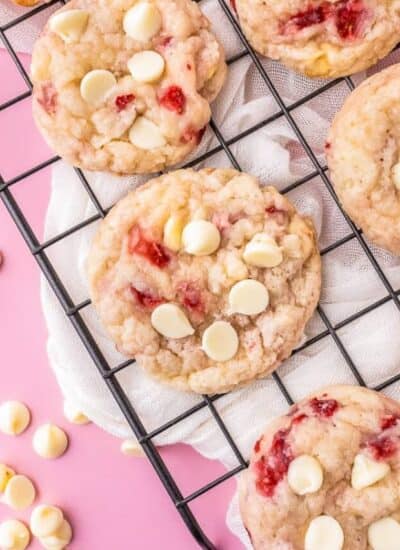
[87,168,321,394]
[240,385,400,550]
[31,0,226,175]
[327,64,400,254]
[234,0,400,78]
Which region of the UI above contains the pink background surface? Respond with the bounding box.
[0,50,242,549]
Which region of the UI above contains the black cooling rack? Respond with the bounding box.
[1,1,400,548]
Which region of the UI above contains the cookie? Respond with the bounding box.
[240,385,400,550]
[87,168,321,394]
[234,0,400,78]
[327,64,400,254]
[31,0,226,175]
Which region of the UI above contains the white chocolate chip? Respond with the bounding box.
[128,50,165,83]
[151,304,194,339]
[123,2,162,42]
[30,505,64,538]
[392,163,400,191]
[228,279,269,315]
[182,220,221,256]
[121,439,145,457]
[0,520,30,550]
[32,424,68,459]
[163,214,184,252]
[80,70,117,105]
[368,517,400,550]
[4,475,36,511]
[351,453,390,490]
[38,519,72,550]
[0,401,30,436]
[202,321,239,362]
[129,117,166,149]
[305,515,344,550]
[243,233,283,268]
[49,9,89,43]
[287,455,323,496]
[0,465,14,493]
[63,401,90,425]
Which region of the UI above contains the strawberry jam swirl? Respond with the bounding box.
[130,286,164,309]
[128,225,170,268]
[364,414,400,461]
[280,0,369,40]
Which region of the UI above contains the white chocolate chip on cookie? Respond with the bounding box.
[368,517,400,550]
[287,455,323,496]
[123,2,162,42]
[392,163,400,191]
[129,117,166,149]
[228,279,269,315]
[33,424,68,459]
[243,233,283,268]
[351,453,390,490]
[163,214,185,252]
[80,70,116,105]
[202,321,239,362]
[0,401,30,436]
[30,505,64,538]
[63,401,90,425]
[0,465,14,493]
[0,520,30,550]
[182,220,221,256]
[38,519,72,550]
[151,304,194,339]
[49,10,89,43]
[121,439,145,457]
[4,475,36,511]
[305,515,344,550]
[128,51,165,83]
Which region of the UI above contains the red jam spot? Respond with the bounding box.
[381,415,399,431]
[281,3,330,33]
[230,0,237,13]
[128,225,170,269]
[186,63,192,71]
[38,83,57,115]
[130,286,164,309]
[325,141,332,150]
[160,36,172,48]
[255,429,293,498]
[177,282,204,314]
[367,437,397,461]
[310,397,339,418]
[335,0,366,39]
[292,413,308,425]
[158,85,186,115]
[115,94,135,111]
[254,438,262,453]
[181,125,206,145]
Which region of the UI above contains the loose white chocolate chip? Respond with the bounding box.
[163,215,184,252]
[243,233,283,268]
[123,2,162,42]
[121,439,145,457]
[63,401,90,425]
[0,466,14,493]
[202,321,239,362]
[0,520,30,550]
[129,117,166,149]
[4,475,36,511]
[228,279,269,315]
[49,10,89,43]
[182,220,221,256]
[392,163,400,191]
[287,455,323,495]
[80,70,117,105]
[368,517,400,550]
[351,453,390,490]
[151,304,194,339]
[39,519,72,550]
[33,424,68,459]
[128,50,165,83]
[305,515,344,550]
[30,505,64,538]
[0,401,30,436]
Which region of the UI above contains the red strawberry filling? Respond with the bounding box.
[37,83,57,115]
[115,94,135,112]
[158,85,186,114]
[130,286,164,309]
[128,225,170,268]
[177,282,204,314]
[335,0,366,39]
[309,397,339,418]
[181,126,206,145]
[254,438,262,453]
[255,429,293,497]
[367,436,397,461]
[230,0,237,12]
[381,415,399,431]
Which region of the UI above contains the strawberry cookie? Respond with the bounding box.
[327,64,400,255]
[234,0,400,78]
[31,0,226,175]
[240,385,400,550]
[87,168,321,394]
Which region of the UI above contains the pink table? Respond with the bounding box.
[0,50,241,549]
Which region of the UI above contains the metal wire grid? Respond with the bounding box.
[1,1,400,548]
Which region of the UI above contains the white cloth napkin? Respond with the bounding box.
[4,0,400,547]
